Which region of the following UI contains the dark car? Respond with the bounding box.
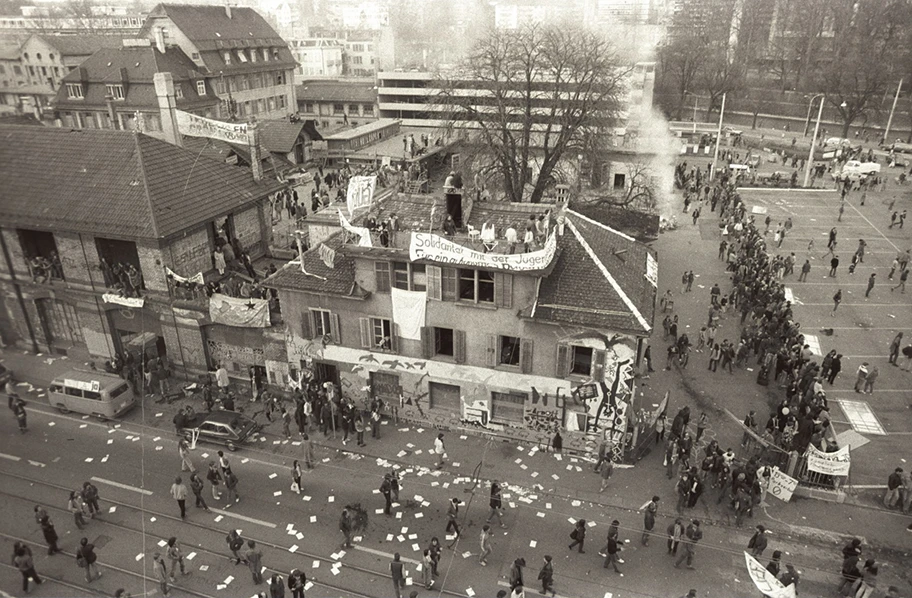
[178,410,261,451]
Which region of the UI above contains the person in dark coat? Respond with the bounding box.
[39,515,60,554]
[509,557,525,591]
[568,519,586,553]
[537,555,554,596]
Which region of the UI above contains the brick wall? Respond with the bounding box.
[54,232,93,286]
[137,243,168,293]
[166,226,212,279]
[171,313,209,376]
[78,298,115,359]
[234,204,265,258]
[0,229,28,279]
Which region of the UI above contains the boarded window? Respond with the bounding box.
[491,391,526,425]
[429,381,460,413]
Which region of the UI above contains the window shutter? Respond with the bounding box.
[556,343,571,378]
[520,338,533,374]
[591,349,607,382]
[421,326,434,358]
[329,313,342,344]
[426,265,442,300]
[454,330,466,364]
[494,273,513,308]
[300,310,312,339]
[390,323,399,353]
[485,334,498,367]
[359,317,372,349]
[441,268,457,301]
[375,261,390,293]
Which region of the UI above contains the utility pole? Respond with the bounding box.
[883,79,903,144]
[710,93,726,181]
[804,96,824,188]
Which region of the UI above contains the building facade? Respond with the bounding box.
[289,38,344,80]
[296,79,377,131]
[138,3,298,121]
[265,193,656,457]
[0,125,282,380]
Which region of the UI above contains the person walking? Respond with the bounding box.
[863,365,879,394]
[674,520,703,569]
[389,553,405,598]
[81,481,100,518]
[245,540,264,585]
[166,537,187,582]
[339,506,354,548]
[152,552,170,596]
[865,273,876,298]
[288,569,306,598]
[217,450,232,477]
[189,472,209,511]
[478,525,493,566]
[799,260,811,282]
[487,480,507,528]
[178,438,195,473]
[269,573,285,598]
[445,498,462,543]
[568,519,587,553]
[11,396,27,432]
[829,256,839,277]
[434,433,446,469]
[598,457,614,493]
[854,363,869,393]
[889,332,904,365]
[14,545,42,593]
[38,515,60,555]
[509,558,526,593]
[302,433,315,469]
[77,537,101,582]
[748,525,768,557]
[206,462,223,500]
[226,530,246,565]
[641,495,659,546]
[421,549,434,589]
[833,289,843,315]
[891,268,908,293]
[381,473,394,516]
[68,490,88,529]
[354,413,366,447]
[602,532,622,573]
[883,468,903,508]
[171,476,188,520]
[224,469,240,504]
[537,555,554,597]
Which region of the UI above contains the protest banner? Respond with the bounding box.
[806,444,851,476]
[409,231,557,272]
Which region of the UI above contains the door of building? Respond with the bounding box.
[314,362,340,387]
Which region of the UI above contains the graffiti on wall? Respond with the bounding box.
[460,397,489,427]
[207,339,265,365]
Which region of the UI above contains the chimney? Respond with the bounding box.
[225,0,232,19]
[247,118,263,181]
[154,72,183,148]
[153,26,166,53]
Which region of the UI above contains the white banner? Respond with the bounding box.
[176,110,248,144]
[338,210,372,247]
[209,293,270,328]
[346,175,377,216]
[645,253,658,287]
[391,287,426,341]
[165,267,204,285]
[767,466,798,502]
[806,444,851,476]
[409,231,557,272]
[102,294,145,308]
[744,552,796,598]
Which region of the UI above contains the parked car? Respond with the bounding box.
[837,160,881,180]
[177,410,262,451]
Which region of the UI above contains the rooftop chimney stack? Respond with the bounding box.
[247,118,263,182]
[153,26,166,53]
[154,72,183,148]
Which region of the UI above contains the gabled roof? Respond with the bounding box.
[532,210,655,335]
[296,80,377,104]
[28,34,125,56]
[257,119,307,153]
[143,4,286,46]
[0,125,281,240]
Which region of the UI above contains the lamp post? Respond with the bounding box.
[803,95,824,188]
[684,91,697,133]
[883,78,903,144]
[710,92,726,181]
[803,94,824,137]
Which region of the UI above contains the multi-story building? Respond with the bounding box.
[307,27,395,78]
[51,40,219,134]
[0,124,282,378]
[296,79,377,131]
[138,3,298,121]
[264,193,656,456]
[0,13,144,36]
[0,42,33,114]
[289,38,344,81]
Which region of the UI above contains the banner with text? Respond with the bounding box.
[806,444,851,476]
[410,231,557,272]
[767,466,798,502]
[176,110,248,144]
[209,293,269,328]
[346,175,377,216]
[744,552,797,598]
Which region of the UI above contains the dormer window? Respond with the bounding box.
[223,50,231,64]
[174,84,184,99]
[66,83,83,99]
[250,48,257,62]
[105,84,125,100]
[196,80,206,95]
[237,49,248,63]
[261,48,269,61]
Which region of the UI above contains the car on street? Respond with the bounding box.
[177,410,262,451]
[837,160,881,180]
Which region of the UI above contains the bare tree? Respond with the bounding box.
[436,23,628,204]
[577,161,657,211]
[656,35,705,120]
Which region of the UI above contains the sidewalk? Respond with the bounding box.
[3,345,910,556]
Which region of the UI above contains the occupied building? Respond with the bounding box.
[296,79,377,132]
[51,41,219,134]
[0,124,283,380]
[264,192,657,457]
[138,3,298,121]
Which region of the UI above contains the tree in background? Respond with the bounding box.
[436,24,627,204]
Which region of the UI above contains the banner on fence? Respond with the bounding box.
[744,552,797,598]
[806,444,851,476]
[767,466,798,502]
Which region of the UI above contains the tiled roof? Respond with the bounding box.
[143,4,285,44]
[258,119,305,153]
[0,125,281,240]
[297,80,377,103]
[32,34,125,56]
[54,46,215,110]
[262,232,362,297]
[533,210,655,335]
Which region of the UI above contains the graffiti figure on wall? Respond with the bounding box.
[461,397,489,427]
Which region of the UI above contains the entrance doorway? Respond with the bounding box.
[314,362,340,387]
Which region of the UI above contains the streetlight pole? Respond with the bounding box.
[710,92,726,181]
[883,78,903,144]
[803,94,823,137]
[803,95,824,188]
[692,94,698,133]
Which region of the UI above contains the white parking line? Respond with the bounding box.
[209,507,277,528]
[353,545,421,565]
[90,476,153,496]
[0,453,22,462]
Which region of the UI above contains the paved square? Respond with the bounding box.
[835,399,886,436]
